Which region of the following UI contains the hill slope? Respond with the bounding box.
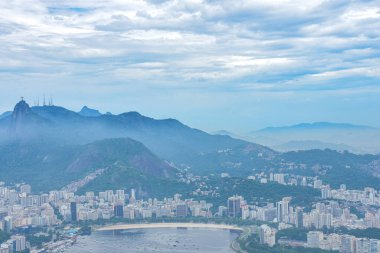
[0,138,176,192]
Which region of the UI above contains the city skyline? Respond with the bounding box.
[1,0,380,132]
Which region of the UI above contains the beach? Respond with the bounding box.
[96,222,243,232]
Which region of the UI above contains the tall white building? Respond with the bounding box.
[307,231,323,248]
[356,238,370,253]
[276,198,290,223]
[11,235,26,252]
[341,235,356,253]
[314,179,323,189]
[369,239,378,253]
[321,185,331,199]
[20,184,31,195]
[259,225,276,247]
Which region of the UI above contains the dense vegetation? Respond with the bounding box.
[78,165,193,199]
[0,229,9,244]
[26,234,52,248]
[281,149,380,190]
[0,138,174,193]
[276,228,309,242]
[328,227,380,240]
[200,177,320,210]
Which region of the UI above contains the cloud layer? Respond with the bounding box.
[0,0,379,131]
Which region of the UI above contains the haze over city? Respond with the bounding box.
[1,1,380,253]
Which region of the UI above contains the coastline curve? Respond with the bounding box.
[96,223,243,232]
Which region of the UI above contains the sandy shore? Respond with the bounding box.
[97,222,243,231]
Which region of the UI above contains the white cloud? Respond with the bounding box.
[0,0,379,93]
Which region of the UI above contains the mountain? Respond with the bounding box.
[0,100,51,141]
[212,130,236,136]
[211,130,248,140]
[78,106,102,117]
[0,137,175,192]
[248,122,380,154]
[1,100,380,192]
[11,100,50,128]
[0,100,277,176]
[0,111,11,120]
[280,149,380,189]
[272,140,358,153]
[256,122,373,133]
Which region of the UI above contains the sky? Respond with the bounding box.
[0,0,379,133]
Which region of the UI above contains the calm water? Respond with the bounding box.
[66,228,239,253]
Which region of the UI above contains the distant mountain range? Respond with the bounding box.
[255,122,375,133]
[272,140,358,153]
[0,100,379,193]
[246,122,380,154]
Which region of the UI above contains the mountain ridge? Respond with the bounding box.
[248,122,380,154]
[0,100,276,176]
[254,122,375,133]
[1,100,380,193]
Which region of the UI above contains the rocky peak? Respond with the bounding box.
[10,99,47,133]
[78,106,102,117]
[12,99,32,123]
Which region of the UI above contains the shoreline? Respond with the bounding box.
[96,222,243,232]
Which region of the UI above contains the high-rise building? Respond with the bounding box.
[318,213,332,229]
[356,238,370,253]
[259,225,276,247]
[321,185,331,199]
[241,205,250,220]
[307,231,323,248]
[341,235,356,253]
[296,208,304,228]
[12,235,26,252]
[105,190,113,202]
[276,198,290,223]
[369,239,378,253]
[176,203,188,217]
[4,216,13,232]
[19,184,31,195]
[129,189,136,204]
[301,177,307,187]
[70,202,77,222]
[313,179,323,189]
[274,174,285,185]
[114,204,124,217]
[116,190,125,202]
[227,196,242,218]
[131,189,136,199]
[327,233,341,251]
[218,206,227,217]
